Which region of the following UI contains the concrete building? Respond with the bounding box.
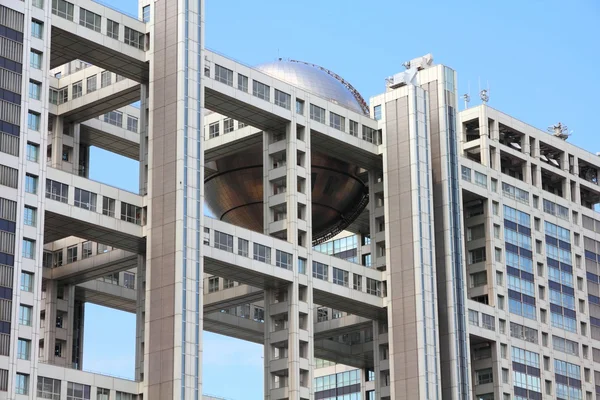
[0,0,598,399]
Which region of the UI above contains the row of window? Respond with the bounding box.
[48,72,126,105]
[209,64,380,144]
[51,0,145,49]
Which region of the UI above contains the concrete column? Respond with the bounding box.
[135,255,146,381]
[479,106,490,167]
[139,84,149,195]
[372,321,381,400]
[50,116,64,169]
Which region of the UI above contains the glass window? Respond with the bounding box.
[31,19,44,38]
[57,87,68,104]
[298,257,306,274]
[309,104,325,124]
[349,120,358,136]
[49,88,58,104]
[106,19,119,39]
[72,81,82,99]
[237,238,249,256]
[214,231,233,252]
[97,388,110,400]
[30,50,43,69]
[29,80,42,100]
[223,118,234,133]
[353,274,362,290]
[127,115,138,132]
[82,241,92,259]
[124,272,135,289]
[312,261,328,280]
[252,80,270,101]
[101,71,112,88]
[20,271,34,292]
[373,105,382,120]
[22,239,35,259]
[208,122,219,138]
[142,5,150,22]
[24,206,37,226]
[33,0,44,9]
[275,250,292,270]
[253,243,271,264]
[120,202,142,225]
[28,111,40,131]
[332,267,348,286]
[17,338,31,360]
[86,75,97,93]
[79,8,101,32]
[45,179,68,202]
[26,142,39,162]
[67,245,77,263]
[363,125,377,143]
[274,89,291,109]
[208,276,219,293]
[37,376,61,399]
[476,368,493,385]
[330,112,345,131]
[237,74,248,92]
[124,27,144,49]
[296,99,304,115]
[366,278,382,296]
[19,305,33,326]
[104,110,123,127]
[116,392,134,400]
[25,174,38,194]
[215,64,233,86]
[67,382,91,400]
[16,373,29,395]
[52,0,74,20]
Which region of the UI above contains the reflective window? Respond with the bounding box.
[332,267,348,287]
[309,104,325,124]
[67,382,91,400]
[22,239,35,259]
[252,80,270,101]
[79,8,101,32]
[52,0,74,20]
[28,111,40,130]
[20,271,34,292]
[142,5,150,22]
[72,81,82,99]
[253,243,271,264]
[124,27,144,49]
[101,71,112,88]
[107,19,119,39]
[223,118,234,133]
[26,142,39,162]
[214,231,233,252]
[127,115,138,132]
[86,75,97,93]
[237,74,248,92]
[274,89,291,109]
[373,105,382,120]
[24,206,37,226]
[38,376,61,399]
[312,261,328,280]
[215,64,233,86]
[330,112,345,131]
[275,250,292,270]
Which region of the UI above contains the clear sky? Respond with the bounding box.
[83,0,599,399]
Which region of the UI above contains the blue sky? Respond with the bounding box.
[83,0,599,399]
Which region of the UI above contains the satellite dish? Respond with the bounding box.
[540,154,549,162]
[510,142,521,150]
[549,158,559,167]
[585,169,598,183]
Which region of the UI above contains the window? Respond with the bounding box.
[468,309,479,326]
[79,8,101,31]
[468,247,486,264]
[124,27,144,49]
[553,335,579,356]
[127,115,138,132]
[102,197,115,217]
[349,120,358,136]
[28,111,40,131]
[296,99,304,115]
[20,271,34,292]
[237,74,248,92]
[124,272,135,289]
[142,5,150,22]
[312,261,328,280]
[29,80,42,100]
[17,338,31,360]
[309,104,325,123]
[223,278,234,289]
[23,239,35,259]
[86,75,97,93]
[481,313,495,330]
[215,64,233,86]
[67,245,77,263]
[363,125,378,143]
[16,373,29,395]
[223,118,234,133]
[373,105,382,120]
[97,243,111,254]
[33,0,43,9]
[67,382,91,400]
[208,122,219,138]
[48,88,58,104]
[275,250,292,270]
[367,278,382,296]
[214,231,233,252]
[30,20,44,40]
[97,388,109,400]
[82,241,92,259]
[252,80,270,101]
[23,206,37,227]
[253,243,271,264]
[330,112,345,131]
[52,0,74,20]
[37,376,61,399]
[274,89,291,109]
[57,87,68,104]
[99,72,112,89]
[74,188,97,210]
[19,305,32,326]
[121,202,142,225]
[208,276,219,293]
[298,257,307,274]
[476,368,493,385]
[104,111,123,127]
[116,392,135,400]
[24,143,39,164]
[238,238,249,257]
[107,19,119,39]
[71,80,82,99]
[332,267,348,286]
[46,179,68,202]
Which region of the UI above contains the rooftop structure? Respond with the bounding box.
[0,0,599,399]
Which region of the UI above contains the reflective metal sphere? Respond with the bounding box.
[204,145,368,243]
[255,60,365,114]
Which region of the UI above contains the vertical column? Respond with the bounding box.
[139,84,149,195]
[143,0,204,397]
[135,255,146,381]
[50,116,64,169]
[478,106,491,167]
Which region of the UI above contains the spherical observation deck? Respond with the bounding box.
[205,60,369,244]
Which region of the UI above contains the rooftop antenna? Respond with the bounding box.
[478,78,489,104]
[462,81,471,109]
[547,122,572,140]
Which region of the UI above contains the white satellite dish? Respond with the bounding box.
[540,154,548,162]
[510,142,521,150]
[549,158,560,167]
